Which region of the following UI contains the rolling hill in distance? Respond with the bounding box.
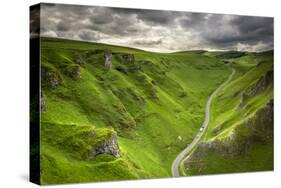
[35,37,273,184]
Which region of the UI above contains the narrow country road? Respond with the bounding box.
[171,68,235,177]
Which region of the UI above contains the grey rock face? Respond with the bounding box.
[104,50,112,69]
[89,132,121,158]
[246,70,273,96]
[245,99,273,138]
[239,70,273,108]
[117,53,135,63]
[42,70,62,88]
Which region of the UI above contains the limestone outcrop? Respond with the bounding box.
[104,50,112,69]
[41,66,63,88]
[88,131,121,158]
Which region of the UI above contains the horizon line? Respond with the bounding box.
[36,36,274,54]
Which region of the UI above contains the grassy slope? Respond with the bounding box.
[184,51,273,175]
[40,37,230,184]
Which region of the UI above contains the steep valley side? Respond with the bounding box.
[183,57,273,175]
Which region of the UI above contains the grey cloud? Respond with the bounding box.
[230,16,273,43]
[232,16,273,34]
[179,13,207,28]
[78,30,100,41]
[89,7,114,25]
[110,7,185,26]
[135,10,177,25]
[178,13,273,50]
[56,21,70,31]
[133,38,163,46]
[39,3,273,52]
[83,7,143,37]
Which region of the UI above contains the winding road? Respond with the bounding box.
[171,68,235,177]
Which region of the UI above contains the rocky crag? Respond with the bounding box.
[104,49,112,69]
[88,131,121,158]
[184,100,273,172]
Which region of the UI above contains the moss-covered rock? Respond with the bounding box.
[41,123,121,160]
[64,64,81,79]
[41,63,63,88]
[116,53,135,64]
[88,131,120,158]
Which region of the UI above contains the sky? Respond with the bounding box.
[31,3,274,52]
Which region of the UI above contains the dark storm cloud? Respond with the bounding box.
[178,13,273,51]
[178,12,207,28]
[127,9,177,25]
[106,8,177,25]
[230,16,273,43]
[39,3,273,52]
[232,16,273,34]
[208,16,272,43]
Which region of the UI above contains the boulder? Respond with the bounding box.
[41,68,62,88]
[88,131,121,158]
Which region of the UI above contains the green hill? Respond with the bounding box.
[183,51,273,175]
[38,37,273,184]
